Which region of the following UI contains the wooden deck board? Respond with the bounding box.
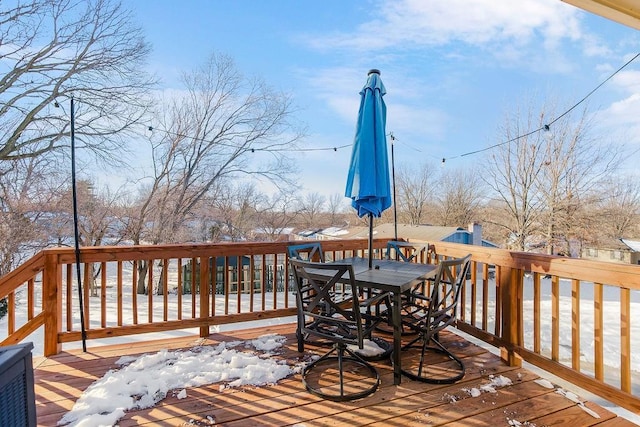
[34,323,638,427]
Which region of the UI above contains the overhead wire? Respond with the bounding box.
[144,124,351,153]
[142,53,639,160]
[442,52,640,164]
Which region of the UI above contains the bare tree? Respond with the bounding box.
[435,167,484,227]
[536,108,621,255]
[256,193,299,241]
[395,163,436,225]
[594,179,640,240]
[124,53,303,293]
[211,182,265,242]
[327,192,346,226]
[0,156,58,274]
[299,192,326,229]
[485,99,620,253]
[0,0,154,166]
[485,104,546,251]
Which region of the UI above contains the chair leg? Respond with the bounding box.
[302,343,380,401]
[296,329,304,353]
[296,312,305,352]
[399,335,465,384]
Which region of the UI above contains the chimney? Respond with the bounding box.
[468,222,482,246]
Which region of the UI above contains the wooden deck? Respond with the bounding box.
[34,323,638,426]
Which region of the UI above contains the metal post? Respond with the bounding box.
[70,98,87,352]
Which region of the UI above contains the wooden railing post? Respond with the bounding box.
[499,265,522,367]
[42,252,62,356]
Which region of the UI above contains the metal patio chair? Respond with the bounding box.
[398,254,472,383]
[375,240,433,335]
[289,259,387,401]
[287,242,325,263]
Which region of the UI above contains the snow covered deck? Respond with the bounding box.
[34,323,636,427]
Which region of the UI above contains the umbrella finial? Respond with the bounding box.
[368,69,380,76]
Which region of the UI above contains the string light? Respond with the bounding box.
[143,124,352,153]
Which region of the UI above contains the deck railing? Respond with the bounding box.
[0,238,638,413]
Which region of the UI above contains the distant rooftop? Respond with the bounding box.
[620,238,640,252]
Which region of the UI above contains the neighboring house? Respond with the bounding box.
[581,238,640,265]
[359,222,498,248]
[253,227,295,242]
[297,222,498,248]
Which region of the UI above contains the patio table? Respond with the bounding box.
[320,257,438,385]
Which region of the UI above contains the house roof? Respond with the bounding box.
[363,223,463,242]
[300,222,498,247]
[588,238,634,251]
[322,226,369,240]
[562,0,640,30]
[620,238,640,252]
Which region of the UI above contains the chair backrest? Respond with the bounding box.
[424,254,472,336]
[289,259,363,346]
[288,242,325,263]
[385,241,430,263]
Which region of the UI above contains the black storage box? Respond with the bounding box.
[0,342,36,427]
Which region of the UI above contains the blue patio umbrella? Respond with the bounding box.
[345,69,391,268]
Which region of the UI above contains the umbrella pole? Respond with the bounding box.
[368,213,373,269]
[391,134,398,241]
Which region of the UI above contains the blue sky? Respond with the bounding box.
[126,0,640,198]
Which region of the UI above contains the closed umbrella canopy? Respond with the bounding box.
[345,69,391,268]
[345,69,391,218]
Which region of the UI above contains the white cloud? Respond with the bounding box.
[612,69,640,94]
[306,0,582,53]
[596,69,640,145]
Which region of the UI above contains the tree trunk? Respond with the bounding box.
[137,260,149,295]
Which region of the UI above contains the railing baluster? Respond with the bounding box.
[272,254,278,310]
[132,260,138,325]
[8,291,15,334]
[261,254,267,311]
[27,279,34,321]
[551,275,559,362]
[284,253,290,308]
[249,255,255,312]
[117,261,123,326]
[594,282,604,381]
[236,256,242,314]
[224,257,230,315]
[620,287,631,393]
[177,258,183,321]
[83,262,90,329]
[533,272,540,353]
[495,265,502,336]
[101,261,107,328]
[162,259,168,322]
[571,279,580,371]
[482,263,488,331]
[209,257,215,317]
[147,260,154,324]
[66,265,72,331]
[199,256,209,337]
[190,257,196,318]
[470,261,477,326]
